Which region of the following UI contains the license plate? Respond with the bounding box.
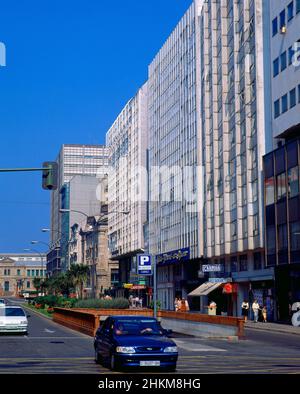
[140,361,160,367]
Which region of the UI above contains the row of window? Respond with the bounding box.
[265,165,299,205]
[266,222,300,254]
[273,40,300,77]
[1,269,46,277]
[274,85,300,119]
[2,281,33,291]
[272,0,300,37]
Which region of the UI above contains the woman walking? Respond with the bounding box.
[241,300,249,322]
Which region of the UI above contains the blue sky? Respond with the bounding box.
[0,0,192,253]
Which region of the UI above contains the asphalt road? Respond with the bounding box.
[0,298,300,374]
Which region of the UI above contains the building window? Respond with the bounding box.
[288,166,299,198]
[239,255,248,272]
[290,222,300,251]
[299,85,300,103]
[231,257,238,272]
[267,225,276,254]
[280,9,286,29]
[231,221,237,240]
[288,1,294,21]
[282,94,288,113]
[26,281,30,289]
[288,46,294,65]
[274,99,280,118]
[290,88,296,108]
[17,269,21,276]
[40,270,43,277]
[265,177,275,205]
[273,58,279,77]
[277,172,287,200]
[254,253,262,270]
[297,0,300,13]
[4,281,9,292]
[272,17,278,36]
[27,270,30,277]
[278,224,288,251]
[280,51,287,71]
[31,270,35,277]
[36,270,39,277]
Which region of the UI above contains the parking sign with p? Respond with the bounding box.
[137,254,152,276]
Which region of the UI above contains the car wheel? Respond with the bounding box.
[110,354,115,371]
[95,349,102,364]
[166,365,177,372]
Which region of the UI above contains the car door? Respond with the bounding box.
[101,318,114,360]
[96,318,112,360]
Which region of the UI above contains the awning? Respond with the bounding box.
[188,282,222,297]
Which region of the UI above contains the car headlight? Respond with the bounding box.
[116,347,136,354]
[164,346,178,353]
[20,321,28,325]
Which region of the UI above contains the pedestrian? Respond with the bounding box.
[174,297,180,312]
[180,298,189,312]
[208,300,217,316]
[241,300,249,322]
[252,299,260,323]
[262,305,267,323]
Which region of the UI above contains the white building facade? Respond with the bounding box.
[270,0,300,140]
[106,84,148,297]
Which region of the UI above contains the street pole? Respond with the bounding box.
[153,254,157,319]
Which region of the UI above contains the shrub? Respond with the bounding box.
[74,298,129,310]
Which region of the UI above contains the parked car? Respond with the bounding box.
[0,306,30,334]
[0,299,6,306]
[94,316,178,371]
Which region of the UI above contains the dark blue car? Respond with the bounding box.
[94,316,178,371]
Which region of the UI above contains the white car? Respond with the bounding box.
[0,306,29,334]
[0,299,6,306]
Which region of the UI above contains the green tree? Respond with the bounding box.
[69,264,90,299]
[33,278,42,294]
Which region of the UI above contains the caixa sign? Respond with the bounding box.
[0,42,6,67]
[202,264,224,273]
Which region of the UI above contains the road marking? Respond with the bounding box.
[174,339,226,352]
[44,329,55,334]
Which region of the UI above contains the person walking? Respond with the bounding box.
[262,305,267,323]
[252,300,260,323]
[174,297,180,312]
[180,298,189,312]
[241,300,249,322]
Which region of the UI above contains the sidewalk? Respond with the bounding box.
[245,320,300,336]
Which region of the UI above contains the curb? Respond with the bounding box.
[20,303,53,321]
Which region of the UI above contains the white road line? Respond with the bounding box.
[174,339,226,352]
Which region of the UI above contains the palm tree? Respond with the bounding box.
[33,278,42,294]
[69,264,90,299]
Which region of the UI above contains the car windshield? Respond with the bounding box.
[0,308,26,317]
[113,319,163,336]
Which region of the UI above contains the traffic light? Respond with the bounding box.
[42,162,58,190]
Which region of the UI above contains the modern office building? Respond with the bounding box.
[106,83,148,298]
[148,2,202,310]
[0,253,46,297]
[263,0,300,322]
[195,0,275,317]
[271,0,300,142]
[49,145,109,274]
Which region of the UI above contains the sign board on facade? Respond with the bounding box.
[202,264,224,273]
[208,278,232,283]
[156,247,190,266]
[137,254,152,276]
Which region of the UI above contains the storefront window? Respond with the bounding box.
[265,177,275,205]
[277,173,286,201]
[287,166,299,198]
[254,253,262,270]
[230,257,238,272]
[239,255,248,272]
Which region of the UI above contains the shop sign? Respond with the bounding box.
[223,283,238,294]
[132,285,146,290]
[209,278,232,283]
[123,283,133,289]
[202,264,224,273]
[156,247,190,266]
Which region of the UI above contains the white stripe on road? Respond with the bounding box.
[174,339,226,352]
